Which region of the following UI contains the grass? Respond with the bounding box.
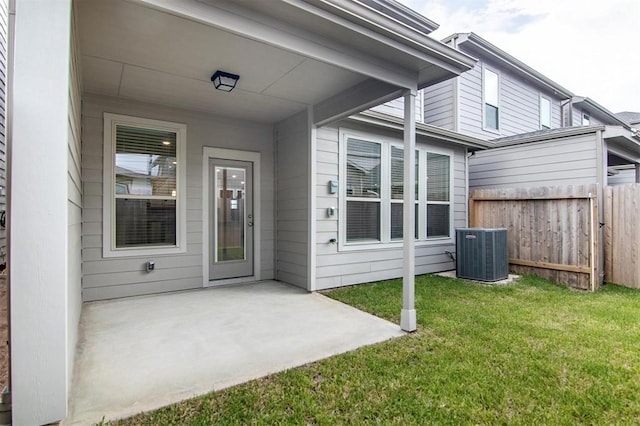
[110,275,640,425]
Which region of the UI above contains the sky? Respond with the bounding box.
[397,0,640,114]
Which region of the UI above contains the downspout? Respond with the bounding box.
[401,88,417,332]
[594,129,605,287]
[273,127,279,281]
[307,106,317,292]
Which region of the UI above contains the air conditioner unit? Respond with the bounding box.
[456,228,508,281]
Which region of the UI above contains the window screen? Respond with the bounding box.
[346,138,381,242]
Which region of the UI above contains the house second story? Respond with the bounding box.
[422,33,627,140]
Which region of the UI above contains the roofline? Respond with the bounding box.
[300,1,477,74]
[349,110,491,150]
[444,32,574,99]
[571,96,631,128]
[355,0,440,34]
[488,125,605,148]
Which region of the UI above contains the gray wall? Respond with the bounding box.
[274,111,309,289]
[469,133,599,189]
[423,78,455,130]
[454,60,564,140]
[314,122,466,290]
[81,94,275,300]
[608,168,637,186]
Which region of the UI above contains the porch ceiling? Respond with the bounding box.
[77,0,368,123]
[76,0,474,125]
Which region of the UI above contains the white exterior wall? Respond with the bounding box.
[274,111,310,289]
[469,133,599,189]
[0,0,7,261]
[9,0,81,423]
[314,122,466,290]
[81,94,275,300]
[457,59,565,140]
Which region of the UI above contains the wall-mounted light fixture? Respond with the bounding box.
[211,70,240,92]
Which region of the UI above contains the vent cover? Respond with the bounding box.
[456,228,508,281]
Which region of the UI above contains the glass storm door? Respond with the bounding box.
[209,159,254,281]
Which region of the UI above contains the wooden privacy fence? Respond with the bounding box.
[469,185,599,291]
[604,184,640,289]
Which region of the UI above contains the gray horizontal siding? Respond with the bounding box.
[608,169,636,186]
[314,124,466,290]
[458,57,567,140]
[469,133,599,189]
[275,111,309,289]
[81,94,275,300]
[423,79,455,130]
[369,92,424,123]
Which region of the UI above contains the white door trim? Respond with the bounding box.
[203,147,261,287]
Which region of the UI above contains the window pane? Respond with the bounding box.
[485,104,498,130]
[346,201,380,242]
[115,199,176,247]
[427,153,450,202]
[427,204,450,238]
[540,97,551,129]
[391,203,403,239]
[484,69,498,106]
[390,146,403,199]
[582,114,590,125]
[347,138,380,198]
[115,125,177,197]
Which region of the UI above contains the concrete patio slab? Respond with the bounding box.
[66,281,403,425]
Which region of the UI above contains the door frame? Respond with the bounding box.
[202,147,261,287]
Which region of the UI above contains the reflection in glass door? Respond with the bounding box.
[210,159,253,281]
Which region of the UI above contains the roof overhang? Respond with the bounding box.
[603,125,640,163]
[79,0,475,125]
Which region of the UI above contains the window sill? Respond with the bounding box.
[339,237,454,252]
[102,245,186,258]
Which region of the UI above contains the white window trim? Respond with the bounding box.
[102,113,187,258]
[481,64,501,134]
[539,95,552,129]
[338,129,454,252]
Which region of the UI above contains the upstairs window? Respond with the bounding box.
[483,68,499,131]
[103,114,186,257]
[540,97,551,129]
[582,113,590,126]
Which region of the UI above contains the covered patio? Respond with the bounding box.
[67,281,403,424]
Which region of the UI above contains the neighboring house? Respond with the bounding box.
[7,0,483,423]
[421,33,631,140]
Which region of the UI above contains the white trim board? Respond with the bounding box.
[202,147,261,287]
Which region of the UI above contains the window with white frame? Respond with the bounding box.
[540,96,551,129]
[483,67,499,131]
[582,113,590,126]
[341,130,452,248]
[103,113,186,257]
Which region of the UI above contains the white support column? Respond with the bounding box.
[401,89,417,332]
[10,0,72,423]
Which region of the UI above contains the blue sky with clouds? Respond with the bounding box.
[398,0,640,113]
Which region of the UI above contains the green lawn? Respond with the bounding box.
[113,275,640,425]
